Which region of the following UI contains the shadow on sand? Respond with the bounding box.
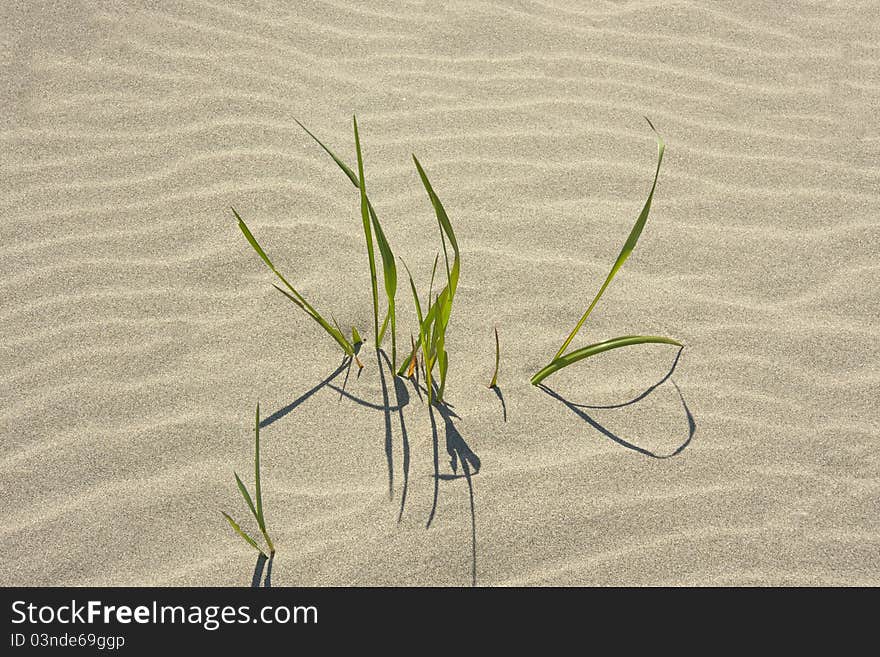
[251,553,273,588]
[259,357,351,429]
[326,357,481,586]
[428,401,480,587]
[490,385,507,422]
[538,347,695,459]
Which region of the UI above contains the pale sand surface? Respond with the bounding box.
[2,1,878,586]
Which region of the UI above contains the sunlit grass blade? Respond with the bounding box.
[252,403,273,554]
[294,118,359,185]
[221,512,267,557]
[296,118,398,363]
[271,284,304,310]
[412,156,460,404]
[372,210,398,363]
[400,260,435,399]
[397,257,437,376]
[551,118,666,361]
[222,403,275,556]
[489,326,500,388]
[233,208,354,356]
[530,335,682,386]
[353,116,381,353]
[233,472,257,519]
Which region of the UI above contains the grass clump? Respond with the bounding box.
[222,403,275,558]
[396,158,461,405]
[233,115,399,365]
[530,118,681,386]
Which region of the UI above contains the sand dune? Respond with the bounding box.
[1,0,878,586]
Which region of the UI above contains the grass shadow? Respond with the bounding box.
[326,350,412,517]
[538,377,695,459]
[565,346,684,410]
[250,552,273,588]
[260,357,351,428]
[428,401,480,586]
[490,385,507,422]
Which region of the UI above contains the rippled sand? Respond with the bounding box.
[2,1,878,586]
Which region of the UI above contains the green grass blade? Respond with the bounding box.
[552,118,666,361]
[253,403,264,531]
[295,118,399,362]
[377,310,390,343]
[412,156,460,403]
[273,284,356,349]
[370,201,398,363]
[531,335,682,386]
[489,326,500,388]
[397,259,437,375]
[294,118,359,187]
[271,283,304,310]
[233,472,257,521]
[252,403,274,554]
[413,156,460,292]
[234,208,353,356]
[402,261,424,327]
[400,262,429,383]
[353,116,381,351]
[221,512,267,557]
[428,253,439,302]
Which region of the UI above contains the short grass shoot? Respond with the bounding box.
[489,326,500,389]
[222,403,275,558]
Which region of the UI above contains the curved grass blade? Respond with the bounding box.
[530,335,682,386]
[222,512,267,557]
[489,326,500,388]
[296,118,398,363]
[233,208,353,356]
[551,118,666,361]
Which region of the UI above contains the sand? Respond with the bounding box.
[2,1,878,586]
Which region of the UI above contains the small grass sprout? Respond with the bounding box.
[233,208,357,358]
[222,403,275,558]
[530,118,682,386]
[488,326,500,389]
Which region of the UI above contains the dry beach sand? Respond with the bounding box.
[2,1,879,586]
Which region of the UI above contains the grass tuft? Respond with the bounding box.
[222,403,275,557]
[395,160,460,405]
[530,118,681,386]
